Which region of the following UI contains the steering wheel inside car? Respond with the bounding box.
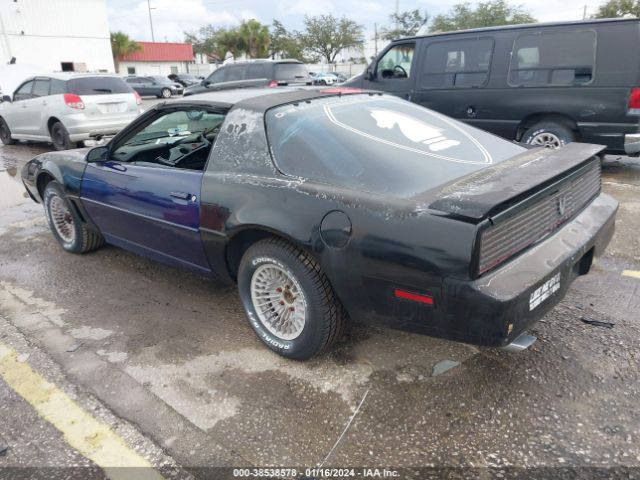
[393,65,408,78]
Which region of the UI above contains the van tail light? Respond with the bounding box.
[267,80,278,88]
[63,93,85,110]
[628,88,640,115]
[133,91,142,105]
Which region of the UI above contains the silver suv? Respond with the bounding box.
[0,74,143,150]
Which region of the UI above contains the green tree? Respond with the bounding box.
[593,0,640,17]
[430,0,536,32]
[382,9,430,40]
[269,20,309,61]
[300,14,365,64]
[185,26,244,60]
[110,31,142,73]
[238,19,270,58]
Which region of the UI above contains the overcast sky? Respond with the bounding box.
[106,0,606,58]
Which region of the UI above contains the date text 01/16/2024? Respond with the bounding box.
[232,468,400,478]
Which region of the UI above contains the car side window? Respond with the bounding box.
[246,63,266,79]
[111,109,226,171]
[508,29,596,86]
[226,65,245,82]
[376,44,415,80]
[422,38,494,89]
[14,81,34,101]
[32,79,50,98]
[50,79,67,95]
[207,68,226,84]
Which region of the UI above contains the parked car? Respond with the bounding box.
[346,18,640,156]
[168,73,201,88]
[0,74,142,150]
[21,88,617,359]
[313,72,338,86]
[183,60,312,96]
[125,76,184,98]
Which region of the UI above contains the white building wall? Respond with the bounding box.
[0,0,114,72]
[118,61,190,77]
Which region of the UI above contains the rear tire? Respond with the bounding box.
[238,238,346,360]
[0,117,16,145]
[43,181,104,253]
[50,121,78,151]
[521,121,576,149]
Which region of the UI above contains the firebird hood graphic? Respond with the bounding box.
[324,99,493,165]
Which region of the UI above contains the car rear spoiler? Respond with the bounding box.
[428,143,606,220]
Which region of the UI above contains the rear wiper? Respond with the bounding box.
[92,88,113,93]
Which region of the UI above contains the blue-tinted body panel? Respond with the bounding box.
[80,161,211,274]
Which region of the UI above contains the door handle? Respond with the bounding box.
[42,101,47,106]
[170,191,197,202]
[104,161,127,172]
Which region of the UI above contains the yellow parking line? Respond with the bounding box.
[0,343,164,480]
[622,270,640,279]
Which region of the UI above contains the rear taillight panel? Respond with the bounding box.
[628,87,640,115]
[267,80,278,88]
[63,93,84,110]
[133,91,142,105]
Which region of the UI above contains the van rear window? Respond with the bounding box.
[274,63,309,81]
[509,30,596,86]
[67,77,133,95]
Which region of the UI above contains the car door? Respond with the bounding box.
[141,77,158,96]
[410,37,496,131]
[80,106,227,274]
[7,80,35,134]
[362,42,418,100]
[21,77,51,136]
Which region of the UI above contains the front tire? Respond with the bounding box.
[238,238,345,360]
[43,181,104,253]
[521,121,576,149]
[50,121,78,151]
[160,88,172,98]
[0,117,16,145]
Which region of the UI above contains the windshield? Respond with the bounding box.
[274,63,309,81]
[67,77,133,95]
[266,95,525,197]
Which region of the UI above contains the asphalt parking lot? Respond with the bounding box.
[0,137,639,478]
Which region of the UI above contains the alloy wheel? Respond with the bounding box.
[529,132,563,149]
[250,263,307,340]
[49,195,75,243]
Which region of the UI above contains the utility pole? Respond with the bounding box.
[0,6,12,63]
[374,23,378,57]
[147,0,155,42]
[583,5,587,19]
[395,0,400,30]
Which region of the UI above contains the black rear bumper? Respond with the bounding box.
[440,193,618,347]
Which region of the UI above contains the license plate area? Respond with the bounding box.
[529,272,561,311]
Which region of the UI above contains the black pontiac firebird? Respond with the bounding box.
[22,87,618,359]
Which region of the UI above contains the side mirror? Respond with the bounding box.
[203,81,210,87]
[365,67,376,81]
[86,145,110,163]
[1,95,11,103]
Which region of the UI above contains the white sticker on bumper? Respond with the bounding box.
[529,273,561,311]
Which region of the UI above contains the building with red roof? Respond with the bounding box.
[117,41,195,76]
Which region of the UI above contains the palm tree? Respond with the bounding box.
[110,32,142,74]
[238,20,270,59]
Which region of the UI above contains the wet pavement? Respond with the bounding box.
[0,141,639,479]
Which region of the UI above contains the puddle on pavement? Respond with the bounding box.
[0,143,49,208]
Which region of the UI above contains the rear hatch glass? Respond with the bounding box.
[274,63,310,83]
[67,77,133,95]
